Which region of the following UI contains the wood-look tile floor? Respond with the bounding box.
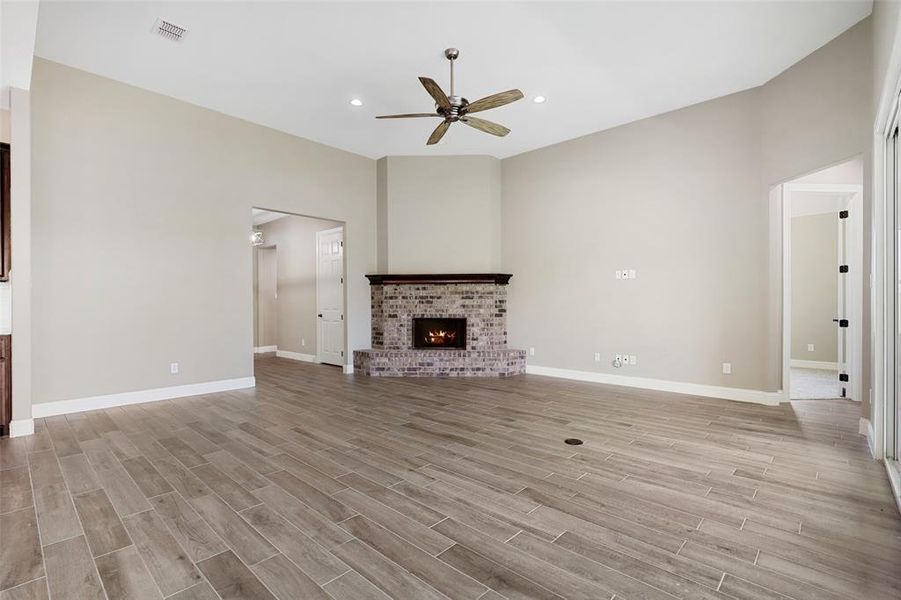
[2,355,900,600]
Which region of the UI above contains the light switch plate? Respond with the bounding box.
[170,362,179,375]
[807,343,814,352]
[529,347,535,356]
[628,269,636,279]
[615,270,622,279]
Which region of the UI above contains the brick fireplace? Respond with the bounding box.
[353,274,526,377]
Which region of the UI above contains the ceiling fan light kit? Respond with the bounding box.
[376,48,524,145]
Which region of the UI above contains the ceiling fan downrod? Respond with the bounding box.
[445,48,462,118]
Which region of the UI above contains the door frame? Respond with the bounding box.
[781,182,863,403]
[315,226,346,367]
[871,12,901,514]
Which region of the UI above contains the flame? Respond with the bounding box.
[425,329,457,345]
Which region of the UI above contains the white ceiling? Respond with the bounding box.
[1,0,40,108]
[34,1,872,159]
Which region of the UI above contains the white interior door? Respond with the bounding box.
[317,227,345,366]
[837,206,848,391]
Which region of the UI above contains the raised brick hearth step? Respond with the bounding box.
[353,348,526,377]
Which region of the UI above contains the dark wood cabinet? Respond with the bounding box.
[0,143,9,434]
[0,335,10,436]
[0,143,9,281]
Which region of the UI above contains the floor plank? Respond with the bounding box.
[0,508,44,591]
[123,509,204,596]
[42,536,105,600]
[72,489,131,556]
[94,545,163,600]
[196,550,276,600]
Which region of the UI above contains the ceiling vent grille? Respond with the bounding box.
[152,18,188,42]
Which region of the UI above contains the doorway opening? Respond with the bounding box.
[779,158,863,401]
[251,208,346,368]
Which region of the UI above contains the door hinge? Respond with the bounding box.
[340,350,344,357]
[839,210,849,219]
[839,373,849,382]
[839,265,849,273]
[340,241,344,247]
[340,277,344,284]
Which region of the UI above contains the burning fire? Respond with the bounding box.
[425,329,457,345]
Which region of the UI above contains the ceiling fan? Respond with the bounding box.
[376,48,523,145]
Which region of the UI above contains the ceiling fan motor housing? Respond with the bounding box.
[441,96,467,120]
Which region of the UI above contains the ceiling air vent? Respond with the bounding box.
[152,18,188,42]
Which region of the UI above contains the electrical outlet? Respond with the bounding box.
[170,362,179,375]
[629,355,637,365]
[615,270,622,279]
[807,343,814,352]
[594,352,601,362]
[628,269,636,279]
[529,347,535,356]
[302,338,306,347]
[722,362,731,375]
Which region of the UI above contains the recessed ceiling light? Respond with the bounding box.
[350,98,364,107]
[532,95,547,104]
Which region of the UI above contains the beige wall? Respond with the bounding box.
[254,246,277,348]
[379,156,501,273]
[874,1,901,117]
[30,59,375,404]
[10,88,31,424]
[376,158,388,272]
[256,215,341,355]
[791,214,839,363]
[0,108,9,144]
[503,91,769,389]
[502,19,872,392]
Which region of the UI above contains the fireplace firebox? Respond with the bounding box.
[413,317,466,349]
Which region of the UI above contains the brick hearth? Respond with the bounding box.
[353,274,526,377]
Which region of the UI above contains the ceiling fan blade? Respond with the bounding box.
[375,113,442,119]
[419,77,452,110]
[427,120,451,145]
[464,89,524,114]
[461,116,510,137]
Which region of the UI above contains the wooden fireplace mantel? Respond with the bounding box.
[365,273,512,285]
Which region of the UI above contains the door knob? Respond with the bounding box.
[318,313,323,318]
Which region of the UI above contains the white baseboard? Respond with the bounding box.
[343,365,354,374]
[862,417,877,458]
[254,345,277,354]
[790,360,839,370]
[31,377,256,419]
[9,418,34,438]
[525,365,781,406]
[275,350,318,363]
